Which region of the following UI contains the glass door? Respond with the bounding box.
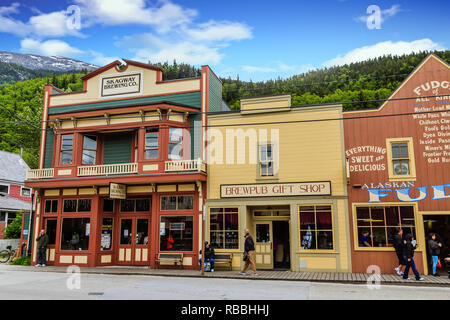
[44,219,57,263]
[255,222,273,269]
[117,218,150,265]
[134,218,150,265]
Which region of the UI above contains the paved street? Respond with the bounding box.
[0,268,449,300]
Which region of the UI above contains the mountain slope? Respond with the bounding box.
[0,50,98,72]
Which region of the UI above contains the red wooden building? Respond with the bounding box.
[25,60,222,268]
[344,53,450,275]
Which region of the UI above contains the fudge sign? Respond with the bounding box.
[100,72,142,97]
[221,182,331,198]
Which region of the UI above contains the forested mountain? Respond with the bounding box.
[220,50,450,110]
[0,72,85,169]
[0,61,65,86]
[0,50,448,169]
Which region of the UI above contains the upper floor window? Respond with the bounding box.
[386,138,416,180]
[145,128,159,159]
[21,187,31,197]
[168,128,183,159]
[0,185,9,194]
[82,136,97,165]
[61,134,74,165]
[259,144,274,177]
[392,142,410,175]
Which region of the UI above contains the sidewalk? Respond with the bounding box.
[1,264,449,287]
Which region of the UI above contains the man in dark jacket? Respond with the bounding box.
[240,229,258,276]
[402,234,424,281]
[36,229,49,267]
[199,241,215,271]
[393,228,405,276]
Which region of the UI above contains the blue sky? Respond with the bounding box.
[0,0,448,81]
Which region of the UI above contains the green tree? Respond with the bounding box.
[3,211,22,239]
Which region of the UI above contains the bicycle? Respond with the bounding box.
[0,245,19,263]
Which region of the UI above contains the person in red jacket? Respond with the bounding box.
[166,233,174,250]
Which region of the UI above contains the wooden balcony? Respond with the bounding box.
[165,159,206,172]
[26,168,54,180]
[77,163,138,177]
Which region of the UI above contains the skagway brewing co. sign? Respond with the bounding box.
[100,72,143,98]
[220,182,331,198]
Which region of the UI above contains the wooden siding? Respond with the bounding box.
[43,129,54,169]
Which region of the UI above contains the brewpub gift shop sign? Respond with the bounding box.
[221,182,331,198]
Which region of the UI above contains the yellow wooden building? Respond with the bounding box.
[205,94,352,272]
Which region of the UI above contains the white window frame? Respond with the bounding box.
[21,186,31,197]
[0,184,9,195]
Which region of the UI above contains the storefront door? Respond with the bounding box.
[423,214,450,275]
[44,218,57,263]
[255,222,273,269]
[117,217,150,265]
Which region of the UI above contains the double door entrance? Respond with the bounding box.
[254,220,291,270]
[117,217,150,265]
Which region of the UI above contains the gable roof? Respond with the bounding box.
[80,59,163,81]
[0,150,30,183]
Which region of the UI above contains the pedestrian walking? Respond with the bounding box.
[239,229,258,276]
[36,229,49,267]
[428,233,442,277]
[393,228,405,276]
[402,234,424,281]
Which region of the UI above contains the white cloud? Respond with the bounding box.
[120,33,224,65]
[356,4,402,24]
[323,39,445,67]
[0,3,82,38]
[184,21,252,42]
[116,16,253,66]
[74,0,197,33]
[20,38,83,57]
[88,51,121,66]
[0,1,253,66]
[0,2,20,15]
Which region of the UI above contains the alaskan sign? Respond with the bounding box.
[109,183,127,199]
[220,182,331,198]
[100,72,143,98]
[364,182,450,203]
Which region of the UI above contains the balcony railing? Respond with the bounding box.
[78,163,138,176]
[26,168,54,180]
[26,159,205,180]
[165,159,206,172]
